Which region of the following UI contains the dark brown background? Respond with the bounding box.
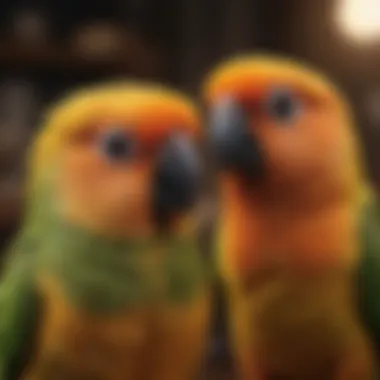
[0,0,379,378]
[1,0,380,243]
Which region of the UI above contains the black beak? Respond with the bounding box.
[153,133,201,228]
[208,96,265,180]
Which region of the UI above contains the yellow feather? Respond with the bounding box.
[27,81,199,196]
[204,53,344,104]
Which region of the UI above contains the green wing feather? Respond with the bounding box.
[358,195,380,352]
[0,232,40,380]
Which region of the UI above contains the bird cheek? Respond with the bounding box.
[111,165,151,211]
[58,152,154,237]
[103,166,153,235]
[259,125,306,178]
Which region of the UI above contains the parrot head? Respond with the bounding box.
[204,54,362,204]
[203,55,365,280]
[28,83,203,239]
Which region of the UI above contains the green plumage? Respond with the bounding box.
[358,195,380,354]
[0,182,210,380]
[35,218,207,312]
[0,252,38,380]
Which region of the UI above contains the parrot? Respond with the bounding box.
[202,54,380,380]
[0,82,212,380]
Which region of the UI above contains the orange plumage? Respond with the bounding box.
[203,55,375,380]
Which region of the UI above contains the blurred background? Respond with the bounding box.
[1,0,380,244]
[0,0,379,376]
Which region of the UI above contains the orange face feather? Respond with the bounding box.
[28,83,202,239]
[203,55,364,283]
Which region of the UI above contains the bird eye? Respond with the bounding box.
[100,128,136,162]
[265,87,302,123]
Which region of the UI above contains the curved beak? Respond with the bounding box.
[208,96,265,181]
[152,133,202,228]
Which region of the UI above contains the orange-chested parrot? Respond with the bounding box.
[202,54,380,380]
[0,82,212,380]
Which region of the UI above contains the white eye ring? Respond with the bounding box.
[265,87,303,124]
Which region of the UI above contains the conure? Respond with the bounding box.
[203,54,380,380]
[0,82,211,380]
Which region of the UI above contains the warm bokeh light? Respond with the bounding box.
[335,0,380,42]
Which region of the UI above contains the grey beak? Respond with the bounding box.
[152,132,202,227]
[208,95,265,180]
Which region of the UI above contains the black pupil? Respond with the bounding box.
[271,91,295,119]
[103,131,132,160]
